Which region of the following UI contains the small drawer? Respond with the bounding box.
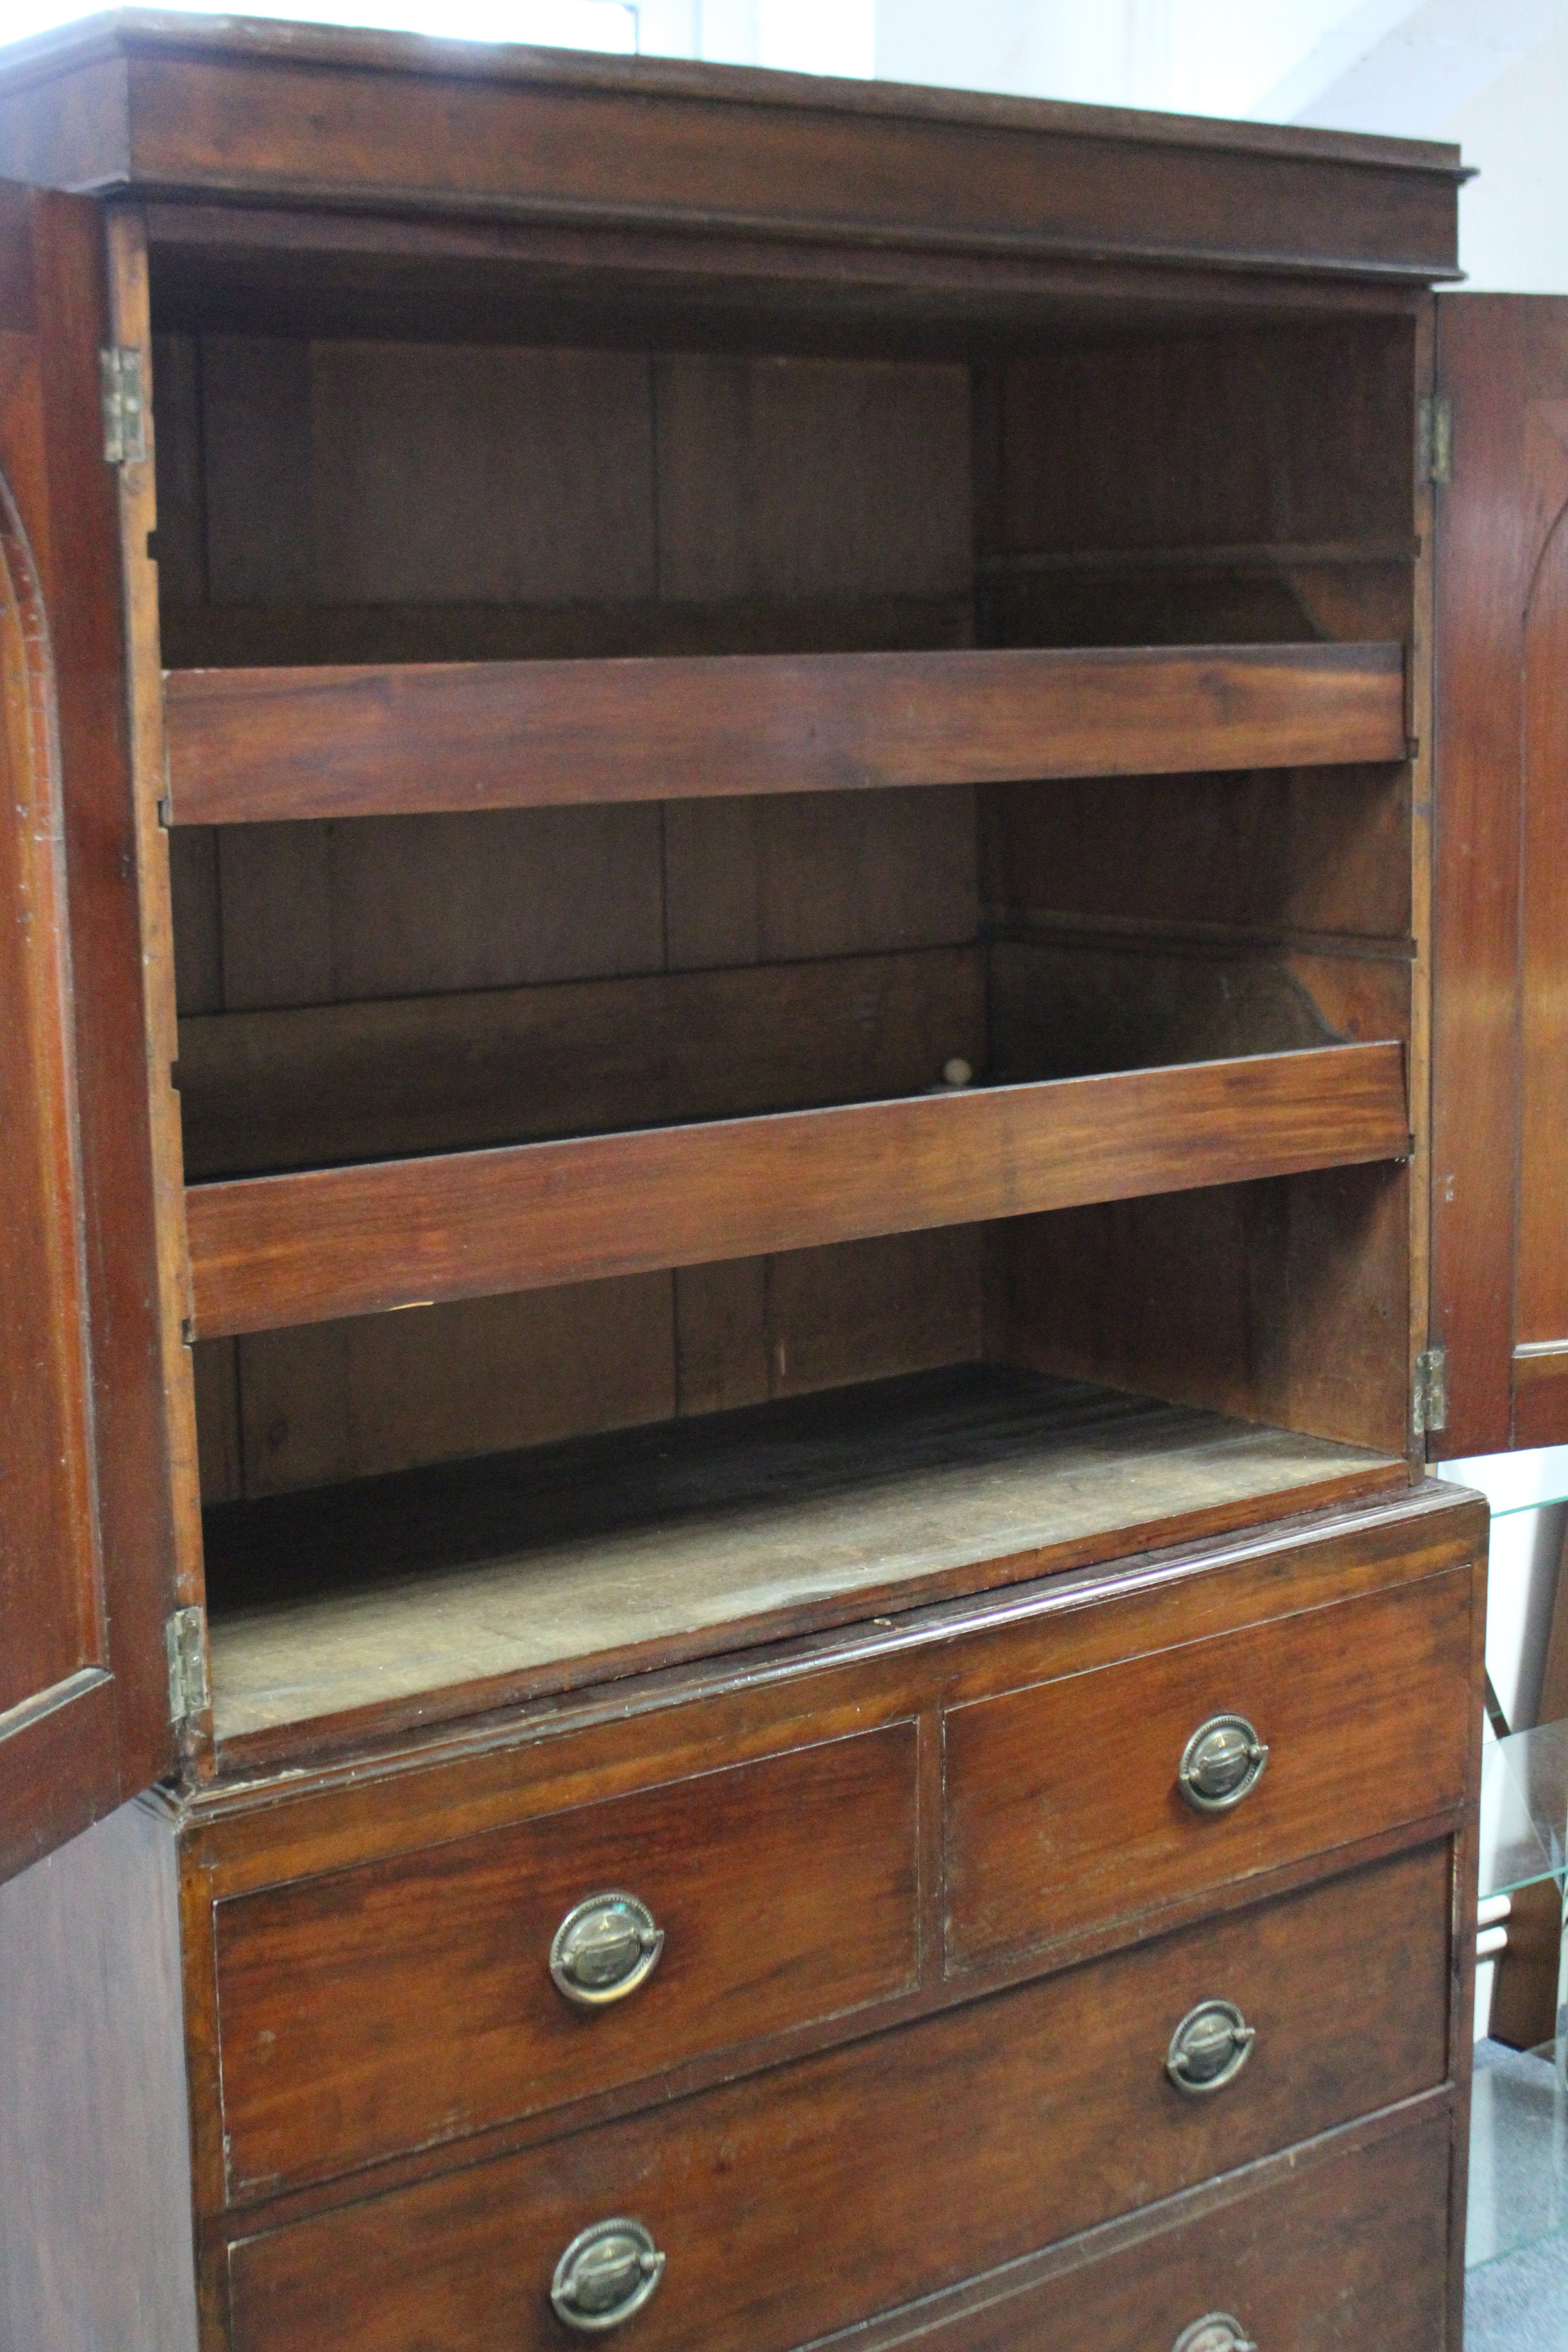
[215,1719,919,2199]
[224,1841,1450,2352]
[835,2109,1451,2352]
[944,1563,1470,1973]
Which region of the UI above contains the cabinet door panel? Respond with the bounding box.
[1433,293,1568,1453]
[0,180,176,1881]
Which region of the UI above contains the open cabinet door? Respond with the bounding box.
[1432,295,1568,1458]
[0,182,179,1881]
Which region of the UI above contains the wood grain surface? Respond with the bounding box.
[1517,450,1568,1387]
[185,1042,1408,1337]
[0,373,99,1729]
[0,1799,198,2352]
[222,1843,1450,2352]
[176,939,1397,1183]
[174,1482,1479,2243]
[175,947,985,1177]
[197,1367,1406,1750]
[105,206,214,1750]
[945,1565,1469,1969]
[1512,1343,1568,1449]
[1428,297,1568,1453]
[191,1230,985,1506]
[215,1721,918,2198]
[1429,298,1534,1454]
[162,641,1406,824]
[0,182,180,1874]
[0,18,1463,285]
[807,2107,1449,2352]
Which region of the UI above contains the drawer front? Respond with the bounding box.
[849,2110,1451,2352]
[216,1720,919,2198]
[225,1842,1450,2352]
[945,1564,1470,1972]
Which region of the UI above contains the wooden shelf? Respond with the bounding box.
[184,1040,1407,1339]
[161,640,1407,826]
[201,1364,1409,1758]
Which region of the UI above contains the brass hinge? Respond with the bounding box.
[165,1605,210,1726]
[1414,1345,1448,1437]
[100,346,147,466]
[1419,393,1452,487]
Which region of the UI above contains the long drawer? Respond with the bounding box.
[224,1841,1452,2352]
[945,1565,1470,1972]
[815,2108,1452,2352]
[215,1720,919,2198]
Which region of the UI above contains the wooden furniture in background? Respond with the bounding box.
[0,16,1505,2350]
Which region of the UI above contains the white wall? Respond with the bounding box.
[1440,14,1568,290]
[875,1,1379,117]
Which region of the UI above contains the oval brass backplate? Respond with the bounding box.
[550,1892,665,2009]
[1165,1997,1257,2096]
[1177,1714,1269,1814]
[551,2218,666,2334]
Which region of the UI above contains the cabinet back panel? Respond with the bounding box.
[169,789,979,1019]
[985,564,1412,651]
[193,1226,989,1503]
[1003,1161,1410,1455]
[154,334,975,661]
[975,320,1416,652]
[980,764,1410,945]
[988,325,1414,557]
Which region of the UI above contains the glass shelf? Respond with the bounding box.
[1481,1720,1568,1901]
[1489,1494,1568,1522]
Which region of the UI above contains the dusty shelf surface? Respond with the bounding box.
[202,1365,1407,1750]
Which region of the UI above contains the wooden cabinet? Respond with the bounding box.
[0,14,1528,2350]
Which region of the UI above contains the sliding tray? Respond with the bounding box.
[161,640,1407,823]
[184,1040,1408,1337]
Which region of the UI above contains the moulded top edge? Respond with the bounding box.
[0,6,1469,182]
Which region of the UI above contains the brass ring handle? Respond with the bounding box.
[1177,1714,1269,1814]
[1166,1998,1257,2096]
[551,2219,666,2333]
[550,1893,664,2008]
[1171,2315,1258,2352]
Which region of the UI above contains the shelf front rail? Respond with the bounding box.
[184,1041,1409,1337]
[163,641,1408,825]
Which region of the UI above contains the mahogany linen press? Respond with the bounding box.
[1,15,1561,2349]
